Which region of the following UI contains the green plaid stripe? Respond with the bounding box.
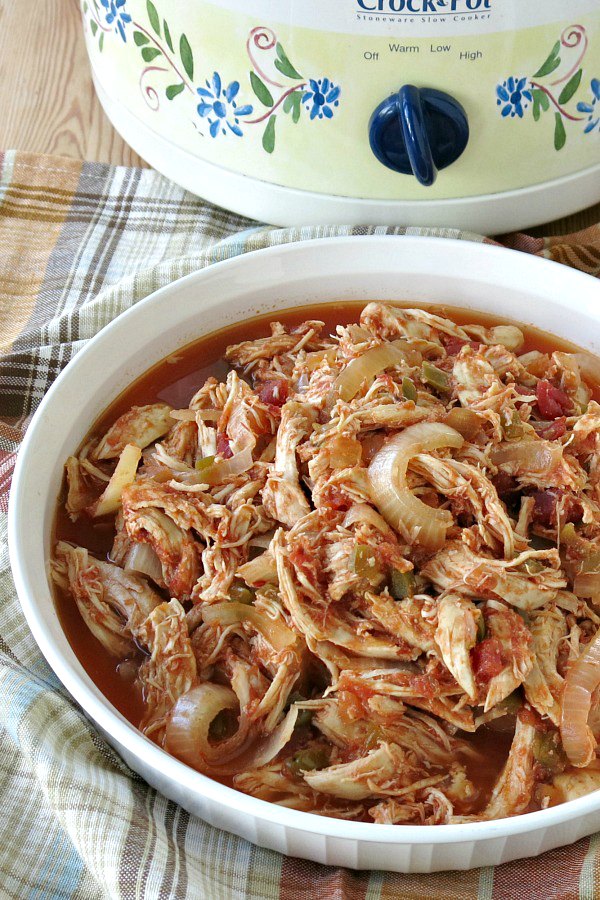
[0,150,598,899]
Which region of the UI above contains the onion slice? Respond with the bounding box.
[169,409,197,422]
[234,705,300,772]
[166,685,301,777]
[574,351,600,386]
[183,446,254,486]
[166,684,245,773]
[491,440,563,476]
[123,543,163,583]
[560,628,600,767]
[335,341,421,402]
[445,408,481,441]
[367,422,463,551]
[202,602,297,653]
[342,503,391,534]
[237,552,278,586]
[91,444,141,517]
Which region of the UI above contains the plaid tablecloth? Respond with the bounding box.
[1,150,600,900]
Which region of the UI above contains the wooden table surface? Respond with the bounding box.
[0,0,144,166]
[0,0,598,235]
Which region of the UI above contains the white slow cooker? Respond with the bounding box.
[83,3,599,226]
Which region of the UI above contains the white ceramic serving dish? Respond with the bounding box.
[9,237,600,873]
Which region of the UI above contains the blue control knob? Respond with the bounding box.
[369,85,469,187]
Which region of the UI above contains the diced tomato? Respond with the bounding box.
[492,472,519,497]
[440,335,481,357]
[536,380,572,419]
[565,495,583,523]
[532,488,582,526]
[533,490,559,526]
[533,417,567,440]
[216,433,233,459]
[471,638,505,684]
[259,379,289,407]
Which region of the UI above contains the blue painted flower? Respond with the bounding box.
[302,78,341,120]
[100,0,131,42]
[496,76,533,118]
[197,73,253,138]
[577,78,600,133]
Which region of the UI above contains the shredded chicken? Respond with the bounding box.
[138,599,197,743]
[52,301,600,824]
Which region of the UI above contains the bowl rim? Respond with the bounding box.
[8,234,600,846]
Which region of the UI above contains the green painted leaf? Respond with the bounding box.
[558,68,582,105]
[134,30,150,46]
[262,116,276,153]
[531,89,548,122]
[90,19,98,36]
[250,72,274,107]
[163,20,174,53]
[274,43,303,80]
[180,34,194,80]
[283,90,302,123]
[99,32,104,52]
[83,2,88,13]
[554,112,566,151]
[166,83,185,100]
[141,46,162,62]
[147,0,160,35]
[533,41,561,78]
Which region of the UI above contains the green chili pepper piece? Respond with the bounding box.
[229,582,255,605]
[364,724,385,751]
[402,376,417,402]
[287,692,313,728]
[503,410,524,440]
[533,731,567,772]
[476,613,486,642]
[352,545,384,587]
[500,690,522,714]
[287,747,330,776]
[389,569,415,600]
[295,708,313,728]
[422,361,450,393]
[559,523,577,545]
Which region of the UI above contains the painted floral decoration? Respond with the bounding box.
[496,76,532,119]
[197,73,254,138]
[495,25,598,151]
[243,29,342,152]
[82,7,342,155]
[302,78,341,120]
[100,0,131,42]
[577,78,600,134]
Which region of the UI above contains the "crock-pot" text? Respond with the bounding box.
[356,0,491,11]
